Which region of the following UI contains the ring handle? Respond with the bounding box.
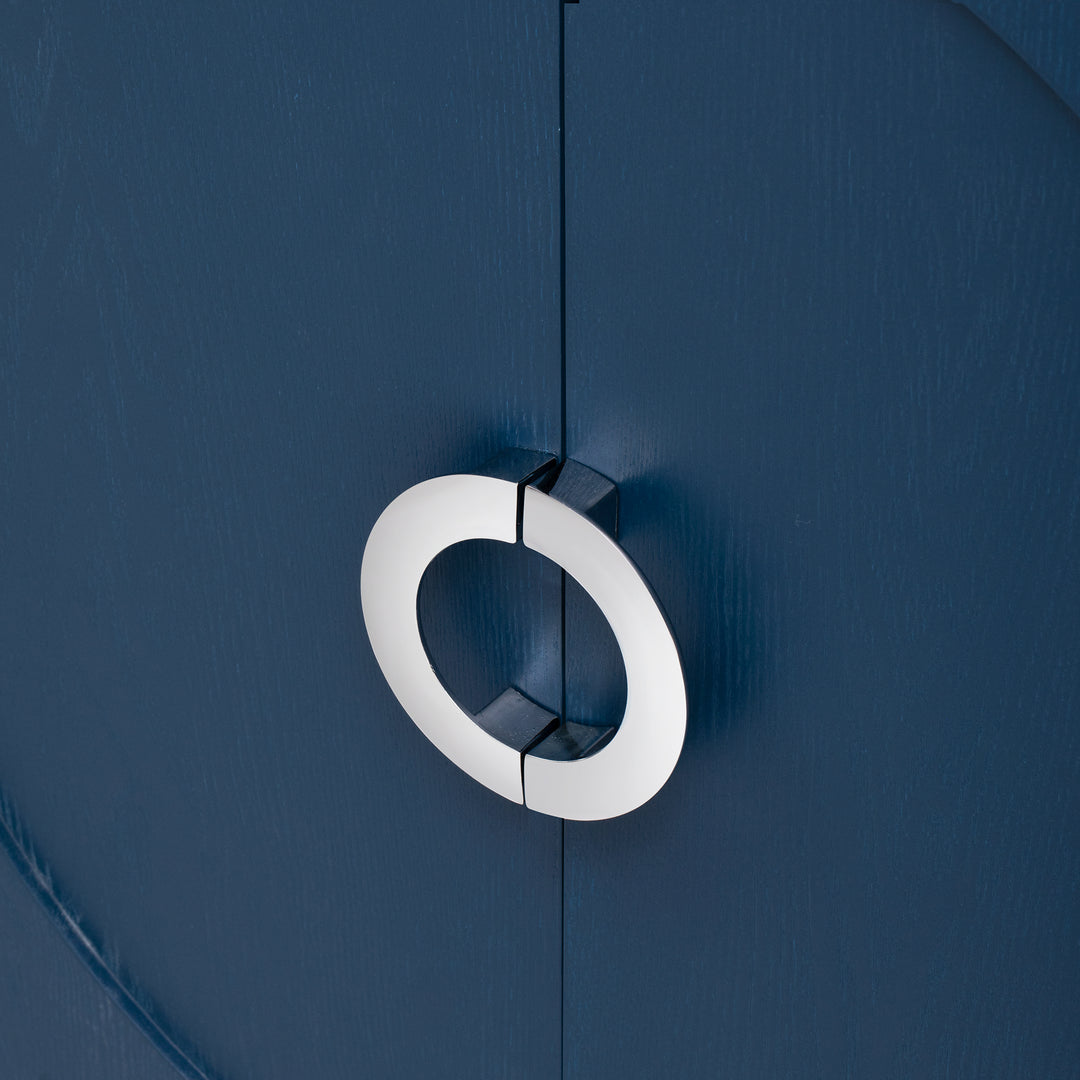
[360,451,686,820]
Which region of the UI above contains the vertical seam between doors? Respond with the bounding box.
[558,0,567,466]
[557,2,567,1079]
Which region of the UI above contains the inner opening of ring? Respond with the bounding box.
[416,537,627,758]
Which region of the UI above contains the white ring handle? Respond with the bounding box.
[360,464,686,821]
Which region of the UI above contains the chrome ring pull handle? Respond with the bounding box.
[360,450,686,821]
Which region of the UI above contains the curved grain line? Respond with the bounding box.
[0,793,221,1080]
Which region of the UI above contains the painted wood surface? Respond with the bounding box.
[4,1,1080,1077]
[1,3,562,1077]
[563,1,1079,1077]
[0,844,181,1080]
[956,0,1080,118]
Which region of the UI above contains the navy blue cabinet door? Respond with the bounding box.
[4,2,1079,1078]
[1,3,563,1077]
[564,2,1080,1078]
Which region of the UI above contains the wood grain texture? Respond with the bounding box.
[564,1,1079,1077]
[955,0,1080,118]
[1,2,562,1077]
[0,843,182,1080]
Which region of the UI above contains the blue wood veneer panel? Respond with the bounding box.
[564,1,1080,1077]
[0,841,184,1080]
[955,0,1080,118]
[0,3,562,1076]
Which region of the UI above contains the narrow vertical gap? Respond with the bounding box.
[558,0,567,466]
[559,812,566,1080]
[557,4,568,1080]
